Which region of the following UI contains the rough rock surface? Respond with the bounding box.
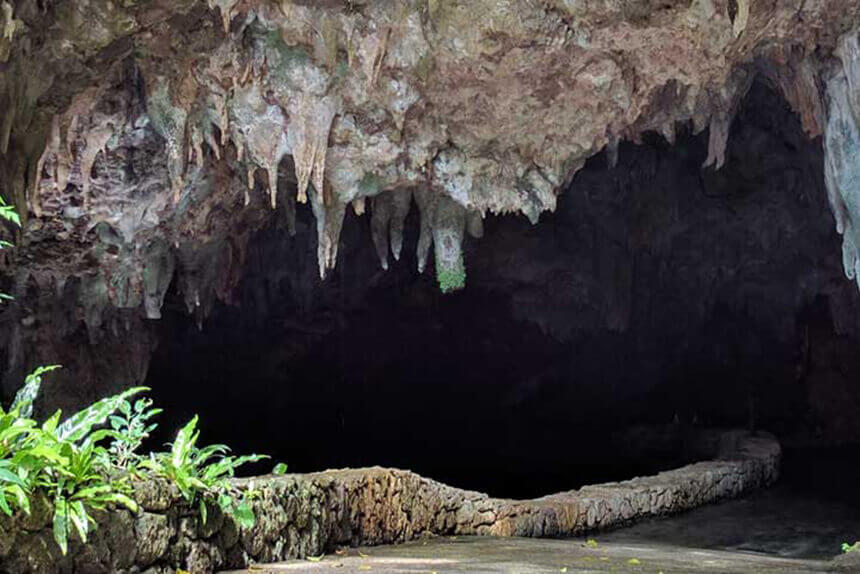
[1,2,860,407]
[0,430,779,573]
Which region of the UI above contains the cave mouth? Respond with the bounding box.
[144,79,860,519]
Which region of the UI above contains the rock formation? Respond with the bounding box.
[1,1,860,407]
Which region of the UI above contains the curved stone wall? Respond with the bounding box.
[0,430,780,573]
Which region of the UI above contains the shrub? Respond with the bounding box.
[0,367,269,553]
[140,415,267,528]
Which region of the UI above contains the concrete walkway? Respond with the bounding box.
[225,536,832,573]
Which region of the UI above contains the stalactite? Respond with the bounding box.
[606,135,620,169]
[414,188,467,291]
[145,80,188,204]
[189,126,205,168]
[431,195,467,293]
[370,189,413,270]
[79,124,114,207]
[466,210,484,239]
[371,192,393,270]
[246,166,255,206]
[840,33,860,120]
[229,83,291,209]
[288,94,338,205]
[731,0,749,39]
[32,116,60,216]
[771,58,825,138]
[142,240,175,320]
[824,31,860,289]
[389,189,412,262]
[363,27,391,91]
[414,187,436,274]
[207,0,240,34]
[309,185,346,279]
[703,111,730,170]
[0,1,23,64]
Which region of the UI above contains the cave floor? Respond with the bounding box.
[225,536,831,573]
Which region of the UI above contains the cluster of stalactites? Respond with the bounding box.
[32,87,114,216]
[825,31,860,289]
[131,4,483,292]
[28,1,487,294]
[369,188,483,293]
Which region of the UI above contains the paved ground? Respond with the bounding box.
[598,484,858,560]
[225,536,833,573]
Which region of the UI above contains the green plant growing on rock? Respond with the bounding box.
[0,367,142,554]
[843,541,860,553]
[0,194,20,303]
[0,365,271,555]
[105,397,162,471]
[141,415,268,529]
[436,261,466,293]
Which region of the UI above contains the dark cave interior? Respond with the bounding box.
[142,81,860,502]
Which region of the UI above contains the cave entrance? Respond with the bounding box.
[144,79,860,545]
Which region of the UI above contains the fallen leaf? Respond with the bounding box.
[358,551,370,558]
[585,539,599,548]
[307,554,325,562]
[560,568,568,572]
[628,558,641,565]
[358,566,372,571]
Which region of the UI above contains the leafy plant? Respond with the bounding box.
[141,415,268,529]
[0,194,20,303]
[0,365,272,554]
[843,541,860,553]
[0,369,143,554]
[106,397,162,470]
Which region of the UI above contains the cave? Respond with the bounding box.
[134,78,860,550]
[3,1,860,572]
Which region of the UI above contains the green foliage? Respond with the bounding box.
[843,541,860,553]
[1,368,272,555]
[0,194,20,227]
[141,415,268,530]
[0,195,20,304]
[436,261,466,293]
[106,397,161,470]
[0,369,141,554]
[12,365,61,419]
[272,462,289,475]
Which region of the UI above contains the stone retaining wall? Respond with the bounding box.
[0,430,780,573]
